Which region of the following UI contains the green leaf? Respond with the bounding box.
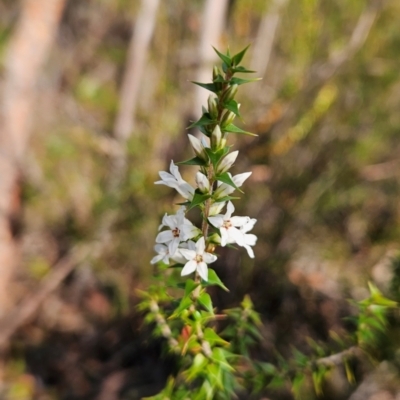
[204,269,229,291]
[231,65,256,74]
[223,123,257,136]
[185,353,209,381]
[176,156,207,166]
[216,172,243,192]
[204,328,229,346]
[213,75,226,83]
[184,279,198,297]
[268,375,286,389]
[224,99,241,116]
[191,81,219,93]
[213,47,232,66]
[204,146,229,168]
[170,296,192,318]
[188,113,215,128]
[211,347,235,372]
[292,374,305,399]
[231,44,250,66]
[189,190,211,210]
[198,292,214,313]
[344,359,356,384]
[230,76,261,86]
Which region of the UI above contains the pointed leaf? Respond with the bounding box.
[198,292,214,313]
[188,113,216,128]
[185,279,199,297]
[204,147,230,168]
[216,172,243,192]
[230,77,261,86]
[192,81,219,93]
[170,296,192,318]
[231,45,250,66]
[224,99,241,116]
[213,75,226,83]
[204,328,229,346]
[204,269,229,291]
[231,66,256,73]
[213,47,232,66]
[176,156,207,166]
[223,123,257,136]
[189,190,211,210]
[211,347,234,372]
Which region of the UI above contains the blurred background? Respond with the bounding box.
[0,0,400,399]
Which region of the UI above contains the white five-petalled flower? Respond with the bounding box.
[208,201,249,246]
[180,237,217,281]
[155,161,195,200]
[155,207,199,256]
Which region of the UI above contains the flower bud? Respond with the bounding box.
[195,172,210,193]
[221,110,236,127]
[207,95,218,119]
[216,150,238,174]
[211,125,222,150]
[188,134,206,160]
[209,201,226,215]
[212,65,219,81]
[208,232,222,245]
[222,84,238,103]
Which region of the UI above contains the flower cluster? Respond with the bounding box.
[151,47,258,282]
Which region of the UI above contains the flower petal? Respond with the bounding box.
[180,225,199,241]
[203,252,217,264]
[179,249,196,261]
[225,201,235,218]
[208,215,224,228]
[227,227,246,246]
[155,230,174,243]
[168,237,180,257]
[220,228,228,247]
[150,254,164,265]
[230,216,250,227]
[197,262,208,281]
[181,260,197,276]
[243,244,255,258]
[244,233,257,246]
[195,237,206,254]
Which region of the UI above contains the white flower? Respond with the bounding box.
[214,172,252,199]
[179,237,217,281]
[155,207,199,256]
[239,218,257,258]
[216,151,238,174]
[155,161,195,200]
[170,244,190,264]
[150,244,170,265]
[195,172,210,193]
[208,201,249,246]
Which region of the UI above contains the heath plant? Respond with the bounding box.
[139,47,399,400]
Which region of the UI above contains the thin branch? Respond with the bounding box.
[315,346,363,368]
